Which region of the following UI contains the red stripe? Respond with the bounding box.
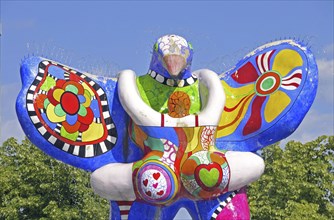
[161,114,164,127]
[117,201,134,206]
[267,50,275,70]
[195,115,199,127]
[256,54,262,74]
[224,96,249,112]
[260,53,266,73]
[218,94,254,131]
[256,55,261,72]
[120,210,130,215]
[282,82,300,87]
[174,128,187,175]
[283,73,302,81]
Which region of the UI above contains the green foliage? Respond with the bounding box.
[1,136,333,219]
[248,135,334,220]
[0,138,109,220]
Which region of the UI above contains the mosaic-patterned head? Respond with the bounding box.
[149,34,194,79]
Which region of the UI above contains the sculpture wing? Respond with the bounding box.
[215,40,318,152]
[16,56,137,171]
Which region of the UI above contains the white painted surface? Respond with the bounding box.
[225,151,265,191]
[118,69,226,127]
[90,163,136,201]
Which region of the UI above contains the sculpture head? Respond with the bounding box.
[149,34,194,79]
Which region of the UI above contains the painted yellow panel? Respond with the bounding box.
[222,81,254,100]
[82,82,95,96]
[53,88,64,102]
[82,122,104,142]
[217,95,253,137]
[217,81,255,137]
[46,104,66,122]
[272,49,303,77]
[264,91,291,122]
[184,127,200,153]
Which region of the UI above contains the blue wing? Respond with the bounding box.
[16,56,142,171]
[215,40,318,152]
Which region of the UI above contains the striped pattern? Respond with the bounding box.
[281,69,302,90]
[26,59,117,158]
[117,201,133,220]
[148,70,197,87]
[210,190,238,220]
[256,50,275,74]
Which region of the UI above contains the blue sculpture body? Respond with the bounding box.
[16,35,317,219]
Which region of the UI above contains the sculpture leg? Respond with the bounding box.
[109,201,134,220]
[90,163,136,201]
[225,151,264,191]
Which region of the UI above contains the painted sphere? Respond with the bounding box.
[135,160,179,205]
[180,151,230,200]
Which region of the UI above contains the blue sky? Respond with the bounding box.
[1,1,333,145]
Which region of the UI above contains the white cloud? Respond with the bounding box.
[283,107,333,144]
[317,58,334,79]
[323,43,334,58]
[315,58,334,105]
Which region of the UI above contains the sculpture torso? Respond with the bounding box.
[136,72,201,116]
[130,71,230,205]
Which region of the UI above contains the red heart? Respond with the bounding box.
[145,191,152,197]
[153,172,160,180]
[157,190,164,196]
[153,183,158,188]
[143,179,148,187]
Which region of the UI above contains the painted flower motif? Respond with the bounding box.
[219,49,303,136]
[38,77,99,141]
[168,91,191,118]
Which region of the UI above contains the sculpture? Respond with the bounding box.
[16,35,318,219]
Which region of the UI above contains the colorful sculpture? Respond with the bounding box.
[16,35,318,219]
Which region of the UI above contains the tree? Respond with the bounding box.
[248,135,334,219]
[2,136,333,219]
[0,138,109,220]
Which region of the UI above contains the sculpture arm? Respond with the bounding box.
[118,69,226,127]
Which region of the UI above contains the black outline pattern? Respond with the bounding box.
[210,190,238,220]
[26,60,117,158]
[148,70,198,87]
